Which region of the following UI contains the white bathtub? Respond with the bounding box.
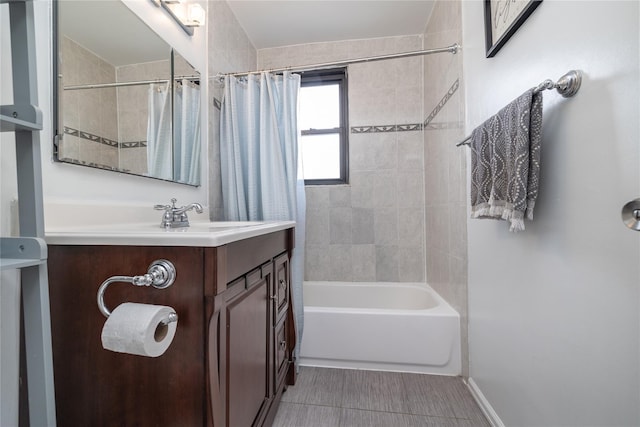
[299,282,461,375]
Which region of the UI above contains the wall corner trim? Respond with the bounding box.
[466,377,505,427]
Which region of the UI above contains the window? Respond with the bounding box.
[299,68,348,185]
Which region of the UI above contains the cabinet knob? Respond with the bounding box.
[279,340,286,349]
[279,279,286,288]
[270,295,277,300]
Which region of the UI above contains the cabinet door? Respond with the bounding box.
[226,266,272,427]
[274,316,288,393]
[273,252,289,324]
[48,245,206,426]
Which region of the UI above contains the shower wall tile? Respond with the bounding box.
[305,245,332,281]
[423,0,467,376]
[116,60,169,139]
[349,84,396,128]
[306,205,330,245]
[306,185,330,207]
[375,245,399,282]
[425,204,451,255]
[350,171,375,209]
[329,207,353,245]
[397,132,424,170]
[371,133,398,170]
[424,143,450,204]
[259,35,425,283]
[373,171,398,208]
[101,89,119,141]
[398,246,425,282]
[373,208,398,246]
[58,134,79,162]
[425,248,451,302]
[351,208,375,245]
[395,56,424,89]
[398,208,425,248]
[329,186,351,207]
[77,88,101,136]
[349,134,375,172]
[351,245,376,281]
[395,85,423,124]
[328,245,354,281]
[120,147,147,175]
[62,90,79,130]
[115,59,170,173]
[61,37,119,169]
[397,171,424,208]
[306,186,330,245]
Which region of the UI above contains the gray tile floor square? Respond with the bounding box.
[273,366,490,427]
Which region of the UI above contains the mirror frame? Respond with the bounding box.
[52,0,201,187]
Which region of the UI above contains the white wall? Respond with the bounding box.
[462,1,639,425]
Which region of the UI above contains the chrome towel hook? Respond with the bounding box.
[97,259,178,324]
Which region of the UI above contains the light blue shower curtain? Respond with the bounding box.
[147,82,172,180]
[174,79,201,185]
[220,71,306,362]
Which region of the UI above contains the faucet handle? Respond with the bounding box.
[154,198,178,211]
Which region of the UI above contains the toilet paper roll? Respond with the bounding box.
[101,302,177,357]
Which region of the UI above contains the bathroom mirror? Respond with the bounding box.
[53,0,201,186]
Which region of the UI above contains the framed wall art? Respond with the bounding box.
[484,0,543,58]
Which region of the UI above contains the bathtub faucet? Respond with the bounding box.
[154,198,203,228]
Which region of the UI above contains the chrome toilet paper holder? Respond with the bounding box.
[97,259,178,325]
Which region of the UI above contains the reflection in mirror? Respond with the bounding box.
[55,0,201,186]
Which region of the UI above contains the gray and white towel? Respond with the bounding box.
[470,88,543,232]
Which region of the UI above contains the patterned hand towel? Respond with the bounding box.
[470,88,543,232]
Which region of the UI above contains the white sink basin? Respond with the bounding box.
[167,221,264,232]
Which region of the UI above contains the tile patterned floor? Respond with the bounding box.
[273,367,490,427]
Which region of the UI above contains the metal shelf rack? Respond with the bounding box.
[0,0,57,425]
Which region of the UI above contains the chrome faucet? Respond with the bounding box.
[154,198,203,228]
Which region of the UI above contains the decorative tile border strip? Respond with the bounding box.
[351,123,423,134]
[57,156,132,173]
[120,141,147,148]
[424,78,459,127]
[423,120,463,131]
[64,126,147,149]
[350,78,460,134]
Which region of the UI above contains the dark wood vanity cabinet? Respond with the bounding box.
[47,228,295,427]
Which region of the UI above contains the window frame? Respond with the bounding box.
[299,68,349,185]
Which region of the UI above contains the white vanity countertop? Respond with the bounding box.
[45,220,296,247]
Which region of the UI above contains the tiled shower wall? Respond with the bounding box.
[60,36,118,169]
[213,0,468,374]
[60,38,195,175]
[115,54,196,175]
[115,59,170,175]
[259,36,426,282]
[422,0,468,376]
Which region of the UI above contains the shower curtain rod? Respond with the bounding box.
[218,43,461,79]
[63,75,200,91]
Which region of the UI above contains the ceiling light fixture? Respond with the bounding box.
[156,0,205,36]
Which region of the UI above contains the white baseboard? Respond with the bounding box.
[466,377,505,427]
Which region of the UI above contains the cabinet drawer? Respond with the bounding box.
[274,316,288,392]
[274,252,289,323]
